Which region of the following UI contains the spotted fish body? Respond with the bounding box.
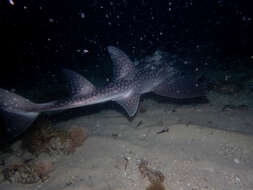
[0,46,205,140]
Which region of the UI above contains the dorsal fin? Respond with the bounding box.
[107,46,135,80]
[62,69,95,96]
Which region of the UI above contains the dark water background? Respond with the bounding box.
[0,0,252,92]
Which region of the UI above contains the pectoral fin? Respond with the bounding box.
[114,92,140,117]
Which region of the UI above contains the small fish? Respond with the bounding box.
[0,46,205,140]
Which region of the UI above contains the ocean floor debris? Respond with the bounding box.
[2,155,53,184]
[138,159,166,190]
[0,119,88,184]
[22,119,88,155]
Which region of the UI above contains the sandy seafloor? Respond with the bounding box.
[0,87,253,190]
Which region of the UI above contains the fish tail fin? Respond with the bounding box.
[0,89,39,142]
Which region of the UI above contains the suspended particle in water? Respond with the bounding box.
[79,11,85,19]
[76,49,89,54]
[83,49,89,54]
[80,12,85,19]
[8,0,15,5]
[49,18,54,23]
